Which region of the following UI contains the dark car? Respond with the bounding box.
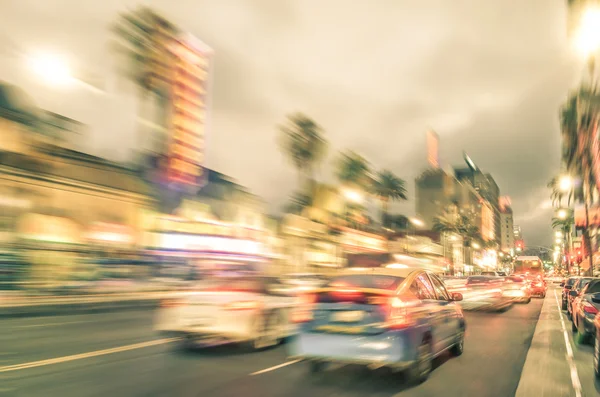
[568,278,594,319]
[561,277,581,310]
[593,313,600,377]
[571,279,600,344]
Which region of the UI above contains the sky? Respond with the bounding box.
[0,0,587,247]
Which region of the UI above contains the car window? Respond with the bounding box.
[566,278,579,287]
[577,279,593,291]
[429,273,450,300]
[585,281,600,294]
[410,274,435,300]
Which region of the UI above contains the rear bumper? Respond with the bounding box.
[288,329,416,369]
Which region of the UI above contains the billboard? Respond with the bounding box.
[426,130,439,168]
[164,34,213,191]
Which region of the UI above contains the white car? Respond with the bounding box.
[154,275,298,350]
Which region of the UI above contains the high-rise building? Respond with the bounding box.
[454,153,500,242]
[499,196,514,252]
[513,225,522,240]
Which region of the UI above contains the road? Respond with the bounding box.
[0,299,544,397]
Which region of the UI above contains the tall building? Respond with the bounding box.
[513,225,522,240]
[499,196,515,252]
[454,153,500,242]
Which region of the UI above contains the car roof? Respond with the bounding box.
[338,266,421,278]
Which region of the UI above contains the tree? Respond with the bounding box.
[558,87,599,275]
[278,113,328,197]
[111,7,178,154]
[335,150,371,189]
[433,215,481,247]
[371,170,407,226]
[283,190,312,215]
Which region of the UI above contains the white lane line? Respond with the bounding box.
[0,337,179,373]
[15,320,93,329]
[553,290,582,397]
[250,359,302,376]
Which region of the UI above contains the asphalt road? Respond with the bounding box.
[0,299,544,397]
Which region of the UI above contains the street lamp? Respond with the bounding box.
[342,188,363,204]
[559,175,574,192]
[574,6,600,58]
[472,242,481,250]
[555,231,563,238]
[28,52,72,86]
[557,209,569,220]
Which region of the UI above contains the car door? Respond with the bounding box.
[411,272,446,354]
[428,273,459,347]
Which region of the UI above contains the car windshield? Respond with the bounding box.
[577,278,594,290]
[585,281,600,294]
[566,278,580,287]
[327,274,404,291]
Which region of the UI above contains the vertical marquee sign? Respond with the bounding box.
[165,33,213,192]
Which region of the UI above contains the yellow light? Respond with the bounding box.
[559,175,573,192]
[472,242,481,250]
[574,6,600,57]
[28,52,72,86]
[409,217,425,227]
[555,231,563,238]
[343,189,363,203]
[557,209,568,219]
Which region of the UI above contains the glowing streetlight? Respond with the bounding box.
[558,175,573,192]
[409,217,425,228]
[28,52,72,86]
[574,6,600,58]
[555,231,563,238]
[472,242,481,250]
[555,238,563,244]
[557,209,568,220]
[342,188,363,204]
[499,252,504,257]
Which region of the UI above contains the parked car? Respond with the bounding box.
[561,277,581,310]
[568,278,594,319]
[593,312,600,377]
[288,267,465,384]
[571,279,600,344]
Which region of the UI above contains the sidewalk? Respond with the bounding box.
[515,289,581,397]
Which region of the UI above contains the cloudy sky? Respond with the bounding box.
[0,0,587,246]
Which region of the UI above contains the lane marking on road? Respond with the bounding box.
[250,359,302,376]
[15,320,93,329]
[554,290,582,397]
[0,337,179,373]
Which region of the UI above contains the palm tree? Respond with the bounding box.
[335,150,371,189]
[371,170,407,226]
[278,113,328,197]
[283,190,312,215]
[111,7,178,154]
[559,87,599,275]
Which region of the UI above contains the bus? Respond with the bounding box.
[513,256,543,277]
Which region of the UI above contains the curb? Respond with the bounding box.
[0,294,178,318]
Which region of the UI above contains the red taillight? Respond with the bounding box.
[224,300,260,311]
[583,302,599,314]
[292,294,316,323]
[385,297,411,330]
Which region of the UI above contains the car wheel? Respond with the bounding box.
[562,299,568,310]
[594,336,600,378]
[407,340,432,384]
[450,329,464,357]
[541,292,546,298]
[525,298,531,304]
[572,317,578,332]
[308,360,327,373]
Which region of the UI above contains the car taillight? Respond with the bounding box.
[160,298,183,308]
[224,300,260,311]
[535,282,543,287]
[385,297,411,330]
[583,301,599,315]
[292,294,316,323]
